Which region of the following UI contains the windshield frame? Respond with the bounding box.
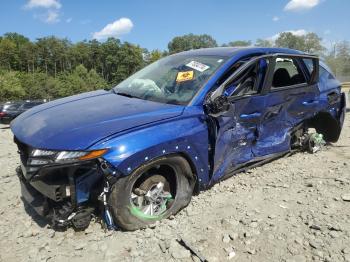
[112,54,229,106]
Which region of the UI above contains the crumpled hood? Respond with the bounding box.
[11,90,184,150]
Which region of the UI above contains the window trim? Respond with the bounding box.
[207,53,319,103]
[264,53,319,94]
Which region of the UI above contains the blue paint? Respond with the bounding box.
[75,170,102,203]
[11,47,346,192]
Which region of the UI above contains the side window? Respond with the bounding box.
[224,58,269,97]
[272,58,306,88]
[319,66,335,80]
[303,58,314,74]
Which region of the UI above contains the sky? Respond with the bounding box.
[0,0,349,50]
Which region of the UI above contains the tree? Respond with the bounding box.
[325,41,350,78]
[19,72,59,100]
[0,71,25,101]
[57,64,107,97]
[223,40,251,47]
[86,69,108,90]
[148,49,163,63]
[275,32,305,50]
[0,38,17,70]
[275,32,325,54]
[303,33,325,54]
[255,38,273,47]
[168,34,217,53]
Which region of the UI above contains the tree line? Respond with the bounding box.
[0,32,349,102]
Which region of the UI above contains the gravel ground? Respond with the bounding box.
[0,112,349,262]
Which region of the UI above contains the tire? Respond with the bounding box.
[108,155,194,231]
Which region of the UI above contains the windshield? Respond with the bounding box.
[21,102,42,110]
[113,54,227,105]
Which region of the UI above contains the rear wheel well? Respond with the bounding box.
[306,112,341,142]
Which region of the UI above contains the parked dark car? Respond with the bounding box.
[0,101,44,124]
[0,102,23,124]
[11,47,346,231]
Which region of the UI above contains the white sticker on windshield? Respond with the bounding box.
[186,61,210,72]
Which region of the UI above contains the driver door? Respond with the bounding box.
[209,57,269,182]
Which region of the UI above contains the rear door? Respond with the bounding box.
[253,54,319,156]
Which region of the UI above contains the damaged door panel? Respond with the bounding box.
[254,54,321,156]
[10,47,346,231]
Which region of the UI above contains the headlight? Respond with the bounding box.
[30,148,108,163]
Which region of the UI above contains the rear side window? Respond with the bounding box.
[319,66,335,80]
[272,58,306,88]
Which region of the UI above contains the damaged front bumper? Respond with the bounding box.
[15,138,117,230]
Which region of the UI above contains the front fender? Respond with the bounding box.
[90,106,211,187]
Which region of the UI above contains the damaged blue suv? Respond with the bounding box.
[11,47,346,230]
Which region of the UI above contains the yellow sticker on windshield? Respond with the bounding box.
[176,70,194,82]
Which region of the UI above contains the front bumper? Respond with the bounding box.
[17,168,49,217]
[14,138,106,229]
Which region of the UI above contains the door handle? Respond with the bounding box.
[240,112,262,120]
[302,100,319,106]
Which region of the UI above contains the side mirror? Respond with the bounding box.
[205,95,230,117]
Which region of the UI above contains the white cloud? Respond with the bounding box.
[272,16,280,22]
[269,29,308,41]
[25,0,61,9]
[33,9,60,23]
[324,29,331,35]
[24,0,62,24]
[284,0,320,11]
[45,10,60,23]
[93,18,133,40]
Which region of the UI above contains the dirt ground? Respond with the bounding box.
[0,111,349,262]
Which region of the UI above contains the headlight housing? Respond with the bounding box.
[30,148,108,164]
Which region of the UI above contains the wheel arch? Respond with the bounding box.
[306,111,342,142]
[126,152,199,195]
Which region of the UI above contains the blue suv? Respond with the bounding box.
[11,47,346,230]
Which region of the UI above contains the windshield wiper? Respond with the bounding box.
[113,91,140,99]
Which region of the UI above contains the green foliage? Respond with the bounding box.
[275,32,305,50]
[255,38,273,47]
[223,40,252,47]
[148,50,163,63]
[0,31,349,102]
[168,33,217,54]
[18,72,58,99]
[325,41,350,78]
[275,32,325,54]
[57,64,108,97]
[0,71,25,100]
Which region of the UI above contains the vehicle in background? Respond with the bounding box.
[0,101,44,124]
[0,102,23,124]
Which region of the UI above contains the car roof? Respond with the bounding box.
[173,47,305,58]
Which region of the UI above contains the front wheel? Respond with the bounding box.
[108,156,194,230]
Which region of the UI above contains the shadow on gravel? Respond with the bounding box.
[22,197,48,228]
